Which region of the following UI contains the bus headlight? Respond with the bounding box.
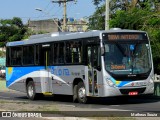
[105,77,116,87]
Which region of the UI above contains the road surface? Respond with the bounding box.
[0,89,160,117]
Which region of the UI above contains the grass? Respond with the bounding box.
[0,99,59,112]
[0,80,7,91]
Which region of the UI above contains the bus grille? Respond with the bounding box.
[119,87,146,95]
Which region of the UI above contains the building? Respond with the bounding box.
[28,19,61,34]
[28,18,88,33]
[66,18,88,32]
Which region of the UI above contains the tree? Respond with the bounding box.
[88,4,105,30]
[93,0,160,10]
[0,17,28,47]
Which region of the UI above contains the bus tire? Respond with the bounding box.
[77,82,87,104]
[73,85,78,103]
[26,81,38,100]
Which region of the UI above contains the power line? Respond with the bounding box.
[48,3,63,19]
[51,0,77,31]
[37,2,53,18]
[36,1,63,21]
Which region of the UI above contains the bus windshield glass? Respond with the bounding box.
[103,33,152,79]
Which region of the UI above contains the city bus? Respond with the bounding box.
[6,29,154,103]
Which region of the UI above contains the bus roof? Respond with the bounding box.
[6,29,146,47]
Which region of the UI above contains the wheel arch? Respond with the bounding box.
[73,78,84,89]
[72,78,85,103]
[25,77,34,90]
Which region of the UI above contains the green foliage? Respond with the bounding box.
[12,17,23,28]
[88,5,105,30]
[0,17,28,47]
[0,51,5,57]
[144,24,160,74]
[93,0,104,5]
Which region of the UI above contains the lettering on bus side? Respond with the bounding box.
[51,67,70,76]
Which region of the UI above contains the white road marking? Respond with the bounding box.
[99,108,132,111]
[60,105,76,107]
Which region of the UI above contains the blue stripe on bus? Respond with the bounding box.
[110,76,132,87]
[6,66,44,87]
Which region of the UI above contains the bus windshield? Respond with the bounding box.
[104,42,152,79]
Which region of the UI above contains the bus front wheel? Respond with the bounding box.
[26,81,37,100]
[77,82,87,104]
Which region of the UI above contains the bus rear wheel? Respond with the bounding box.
[77,82,87,104]
[26,81,38,100]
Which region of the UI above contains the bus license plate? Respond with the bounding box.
[129,91,138,96]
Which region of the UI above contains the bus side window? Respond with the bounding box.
[11,47,22,66]
[53,44,57,64]
[39,46,44,65]
[65,42,72,63]
[65,41,82,64]
[59,43,64,63]
[23,46,34,65]
[35,45,39,65]
[53,43,64,64]
[6,47,10,66]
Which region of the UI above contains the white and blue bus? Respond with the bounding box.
[6,29,154,103]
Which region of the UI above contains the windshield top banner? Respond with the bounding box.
[102,32,148,41]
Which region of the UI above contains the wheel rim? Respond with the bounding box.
[78,87,86,100]
[28,85,34,97]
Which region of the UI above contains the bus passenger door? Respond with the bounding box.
[87,45,99,96]
[41,44,53,94]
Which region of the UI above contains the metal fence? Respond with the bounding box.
[154,74,160,96]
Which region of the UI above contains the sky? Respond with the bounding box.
[0,0,96,24]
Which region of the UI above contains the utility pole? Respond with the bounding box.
[52,0,76,32]
[105,0,109,30]
[63,1,67,32]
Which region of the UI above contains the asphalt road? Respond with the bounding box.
[0,90,160,113]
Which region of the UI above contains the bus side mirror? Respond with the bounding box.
[101,47,105,56]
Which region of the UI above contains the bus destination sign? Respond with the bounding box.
[103,33,147,41]
[108,34,140,40]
